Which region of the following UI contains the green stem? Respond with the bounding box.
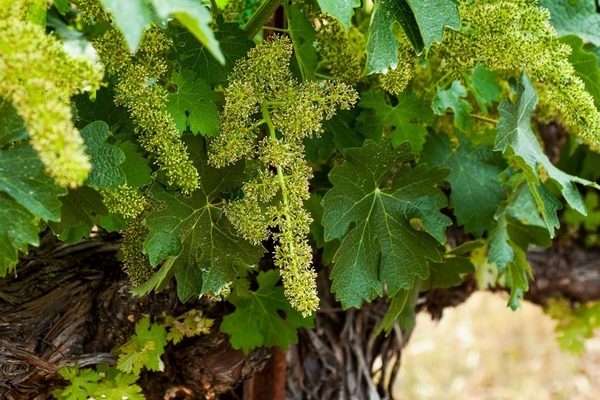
[471,113,498,125]
[243,0,283,38]
[260,101,296,256]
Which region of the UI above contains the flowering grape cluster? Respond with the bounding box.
[434,0,600,149]
[209,36,358,316]
[93,27,199,193]
[0,1,102,187]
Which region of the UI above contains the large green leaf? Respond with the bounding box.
[0,143,65,221]
[495,72,599,237]
[421,131,506,236]
[116,141,152,188]
[167,69,219,136]
[170,17,254,86]
[358,89,433,153]
[152,0,224,64]
[322,140,451,308]
[80,122,126,188]
[0,97,27,146]
[288,3,318,81]
[99,0,223,62]
[560,35,600,111]
[220,270,315,353]
[143,137,264,301]
[468,66,502,114]
[488,185,551,309]
[540,0,600,45]
[48,186,109,243]
[366,0,459,73]
[317,0,360,32]
[0,193,40,276]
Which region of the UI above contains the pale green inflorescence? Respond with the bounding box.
[209,37,358,316]
[434,0,600,149]
[0,2,103,187]
[100,185,147,219]
[93,27,199,193]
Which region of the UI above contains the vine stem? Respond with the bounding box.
[243,0,283,38]
[260,101,296,258]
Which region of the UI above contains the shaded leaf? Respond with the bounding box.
[80,121,126,188]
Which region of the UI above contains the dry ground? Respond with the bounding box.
[394,292,600,400]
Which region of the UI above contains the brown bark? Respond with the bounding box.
[0,233,270,399]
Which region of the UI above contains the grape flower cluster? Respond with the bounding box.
[209,36,358,316]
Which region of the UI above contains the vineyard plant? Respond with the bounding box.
[2,0,600,398]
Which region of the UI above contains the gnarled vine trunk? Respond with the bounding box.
[1,232,600,399]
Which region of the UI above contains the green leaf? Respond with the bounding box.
[467,66,502,114]
[80,122,126,188]
[322,140,450,308]
[432,81,473,132]
[153,0,224,64]
[55,366,101,399]
[98,0,152,52]
[0,97,27,146]
[167,69,219,136]
[495,72,599,237]
[0,193,39,277]
[358,89,433,153]
[488,185,551,309]
[288,3,319,81]
[317,0,360,32]
[220,270,315,353]
[48,186,109,244]
[376,289,409,336]
[93,372,144,400]
[426,256,475,289]
[421,131,506,236]
[117,316,167,375]
[115,141,152,188]
[0,143,66,221]
[540,0,600,45]
[74,88,133,133]
[170,17,254,86]
[366,0,459,73]
[560,35,600,111]
[564,192,600,232]
[143,136,264,301]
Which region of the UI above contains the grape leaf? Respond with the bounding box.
[115,141,152,188]
[560,35,600,110]
[80,121,126,188]
[0,193,39,277]
[94,373,144,400]
[98,0,152,52]
[494,72,600,237]
[432,81,473,132]
[0,143,65,221]
[0,97,27,146]
[468,66,502,114]
[117,316,167,375]
[366,0,459,73]
[48,186,109,244]
[488,184,551,309]
[99,0,223,63]
[322,140,450,308]
[153,0,224,64]
[74,88,133,134]
[317,0,360,32]
[288,3,318,82]
[143,136,264,301]
[220,270,315,353]
[55,366,101,399]
[170,17,254,86]
[167,69,219,136]
[421,131,506,236]
[540,0,600,46]
[426,257,475,289]
[358,89,433,153]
